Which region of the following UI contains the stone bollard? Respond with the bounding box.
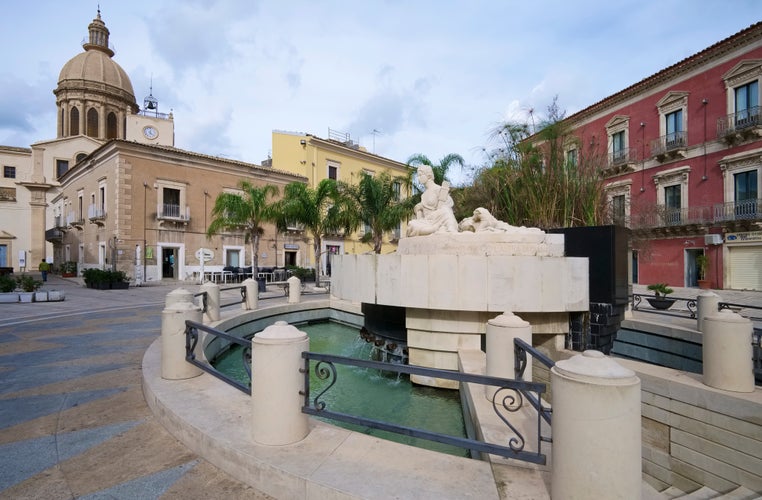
[697,290,720,333]
[551,350,641,500]
[200,281,220,323]
[287,276,301,304]
[242,278,258,310]
[161,288,203,380]
[485,311,532,401]
[703,309,754,392]
[251,321,309,445]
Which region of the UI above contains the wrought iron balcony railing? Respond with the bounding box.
[88,204,106,222]
[157,203,190,222]
[717,106,761,139]
[607,147,638,167]
[625,199,761,230]
[651,131,687,157]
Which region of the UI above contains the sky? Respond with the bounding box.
[1,1,758,185]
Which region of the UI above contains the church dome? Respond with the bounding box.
[58,49,135,98]
[54,9,138,139]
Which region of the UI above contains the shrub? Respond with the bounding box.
[16,274,43,292]
[0,274,16,293]
[286,265,315,282]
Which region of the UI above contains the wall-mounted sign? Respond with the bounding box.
[195,248,214,262]
[725,231,762,243]
[284,244,299,250]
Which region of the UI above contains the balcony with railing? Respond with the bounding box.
[717,106,761,143]
[651,131,687,161]
[88,204,107,225]
[602,147,639,176]
[45,227,64,242]
[157,203,190,223]
[66,211,85,228]
[627,199,761,231]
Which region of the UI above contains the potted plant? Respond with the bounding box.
[109,270,130,289]
[646,283,675,310]
[16,274,42,303]
[696,254,711,289]
[60,261,77,278]
[83,268,110,289]
[0,274,18,303]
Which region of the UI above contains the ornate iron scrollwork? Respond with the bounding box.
[687,299,697,318]
[492,387,526,452]
[242,344,252,383]
[633,294,642,310]
[312,360,337,412]
[185,325,199,361]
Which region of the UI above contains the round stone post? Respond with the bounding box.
[703,309,754,392]
[161,288,203,380]
[697,290,720,333]
[251,321,309,445]
[485,311,532,401]
[242,278,258,310]
[551,351,641,500]
[287,276,301,304]
[200,281,220,323]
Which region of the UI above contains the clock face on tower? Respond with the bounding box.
[143,126,158,140]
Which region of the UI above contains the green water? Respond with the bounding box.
[213,321,469,457]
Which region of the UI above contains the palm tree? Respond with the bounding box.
[406,153,465,189]
[339,171,415,253]
[274,179,353,286]
[206,181,279,274]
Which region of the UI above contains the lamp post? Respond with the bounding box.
[143,181,148,281]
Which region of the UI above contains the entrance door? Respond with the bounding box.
[631,250,638,284]
[0,245,6,267]
[685,249,703,288]
[162,248,177,279]
[284,251,297,267]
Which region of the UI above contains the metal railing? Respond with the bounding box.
[301,348,551,464]
[717,106,761,138]
[157,203,190,221]
[185,320,251,394]
[632,293,697,318]
[651,131,687,157]
[608,147,638,167]
[626,200,761,230]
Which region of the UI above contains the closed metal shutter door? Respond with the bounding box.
[729,246,762,291]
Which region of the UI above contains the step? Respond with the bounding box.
[677,486,720,499]
[713,486,761,500]
[661,486,688,498]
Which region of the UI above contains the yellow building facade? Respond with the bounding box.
[270,130,412,273]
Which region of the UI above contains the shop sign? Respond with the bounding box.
[725,231,762,243]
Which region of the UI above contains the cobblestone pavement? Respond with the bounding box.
[0,275,759,498]
[0,276,277,499]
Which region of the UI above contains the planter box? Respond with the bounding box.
[0,293,19,303]
[48,290,65,301]
[18,292,34,303]
[34,291,48,302]
[111,281,129,290]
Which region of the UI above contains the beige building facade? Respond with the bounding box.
[50,140,305,282]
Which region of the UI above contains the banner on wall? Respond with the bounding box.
[725,231,762,243]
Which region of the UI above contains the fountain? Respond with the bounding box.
[332,164,589,387]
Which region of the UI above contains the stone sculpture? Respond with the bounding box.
[458,207,543,234]
[406,164,460,236]
[406,164,543,237]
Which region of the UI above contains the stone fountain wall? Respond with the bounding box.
[331,232,589,388]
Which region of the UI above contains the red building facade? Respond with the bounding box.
[560,22,762,291]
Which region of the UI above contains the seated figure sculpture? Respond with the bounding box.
[406,164,460,236]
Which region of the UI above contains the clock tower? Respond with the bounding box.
[125,84,175,146]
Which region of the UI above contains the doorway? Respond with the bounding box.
[284,251,297,267]
[162,247,178,279]
[685,249,703,288]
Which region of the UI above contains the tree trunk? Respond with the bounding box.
[313,236,321,287]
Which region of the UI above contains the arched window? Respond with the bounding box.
[106,112,118,139]
[75,153,87,163]
[86,107,98,137]
[70,107,80,136]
